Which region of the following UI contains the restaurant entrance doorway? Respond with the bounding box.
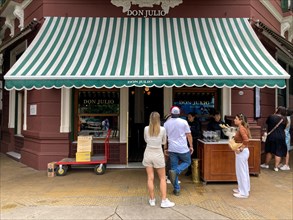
[128,87,164,162]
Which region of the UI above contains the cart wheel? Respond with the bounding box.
[94,164,106,175]
[56,165,68,176]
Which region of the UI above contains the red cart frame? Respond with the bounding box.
[55,129,111,176]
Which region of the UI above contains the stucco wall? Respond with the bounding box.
[19,89,71,170]
[24,0,253,20]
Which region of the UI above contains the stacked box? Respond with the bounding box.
[76,135,93,161]
[47,162,56,177]
[76,152,91,162]
[77,135,93,153]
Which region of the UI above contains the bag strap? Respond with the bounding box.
[267,118,283,136]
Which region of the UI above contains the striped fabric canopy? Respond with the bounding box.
[4,17,290,90]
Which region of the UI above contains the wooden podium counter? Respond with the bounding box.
[197,139,261,183]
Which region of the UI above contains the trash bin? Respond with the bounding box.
[191,159,200,184]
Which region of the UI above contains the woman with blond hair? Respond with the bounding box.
[142,111,175,208]
[233,113,251,199]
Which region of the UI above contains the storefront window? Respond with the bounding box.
[77,90,119,138]
[173,88,217,122]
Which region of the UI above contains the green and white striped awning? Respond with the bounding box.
[4,17,290,90]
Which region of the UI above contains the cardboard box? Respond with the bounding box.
[77,135,93,153]
[47,162,57,177]
[76,151,91,162]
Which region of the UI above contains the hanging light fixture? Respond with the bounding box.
[144,87,151,95]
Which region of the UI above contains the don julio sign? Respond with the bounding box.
[126,9,167,17]
[111,0,183,16]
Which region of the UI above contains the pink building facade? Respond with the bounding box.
[0,0,292,170]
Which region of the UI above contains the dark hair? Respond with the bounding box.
[188,112,196,117]
[276,106,287,116]
[213,111,221,116]
[275,106,288,126]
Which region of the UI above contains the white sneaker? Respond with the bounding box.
[149,198,156,206]
[273,167,279,172]
[233,193,248,199]
[280,165,291,171]
[233,189,239,193]
[161,198,175,208]
[166,178,180,184]
[278,163,284,168]
[260,164,269,169]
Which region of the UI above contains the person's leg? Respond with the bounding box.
[245,149,250,193]
[286,136,291,167]
[235,153,241,192]
[281,137,290,169]
[168,152,180,192]
[158,166,175,208]
[235,149,250,196]
[265,152,272,164]
[186,140,197,176]
[285,151,290,167]
[284,135,290,166]
[280,151,290,170]
[156,167,167,200]
[146,167,155,199]
[176,152,192,175]
[274,155,281,169]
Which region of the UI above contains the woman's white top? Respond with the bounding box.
[144,126,167,149]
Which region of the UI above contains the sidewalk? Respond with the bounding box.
[1,152,292,220]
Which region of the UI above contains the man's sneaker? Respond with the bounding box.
[149,198,156,206]
[161,198,175,208]
[166,178,180,184]
[278,163,284,168]
[260,164,269,169]
[233,193,248,199]
[273,167,279,172]
[280,165,291,171]
[173,190,180,196]
[169,170,177,186]
[233,189,239,193]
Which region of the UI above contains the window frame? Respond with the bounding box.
[173,87,219,119]
[74,88,120,140]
